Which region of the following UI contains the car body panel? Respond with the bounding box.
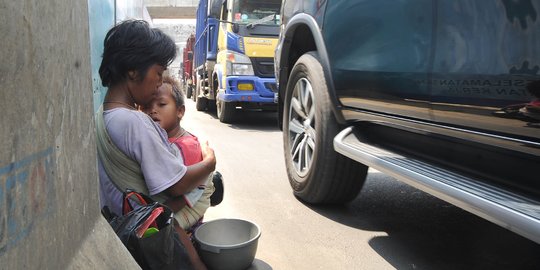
[276,0,540,243]
[324,0,540,142]
[429,1,540,142]
[325,0,434,121]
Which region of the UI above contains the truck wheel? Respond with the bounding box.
[217,99,236,123]
[186,85,192,99]
[207,78,218,112]
[196,95,208,111]
[195,80,207,111]
[283,52,368,204]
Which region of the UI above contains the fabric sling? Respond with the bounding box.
[95,106,213,229]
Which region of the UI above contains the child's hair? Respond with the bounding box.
[163,75,185,107]
[99,20,177,87]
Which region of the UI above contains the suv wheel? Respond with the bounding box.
[283,52,368,204]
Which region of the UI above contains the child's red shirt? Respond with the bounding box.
[169,133,203,166]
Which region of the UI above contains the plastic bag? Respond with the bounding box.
[104,190,194,270]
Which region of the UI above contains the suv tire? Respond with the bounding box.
[283,52,368,204]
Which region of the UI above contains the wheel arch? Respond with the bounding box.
[277,13,345,129]
[213,63,224,90]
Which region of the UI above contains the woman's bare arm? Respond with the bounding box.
[163,196,187,212]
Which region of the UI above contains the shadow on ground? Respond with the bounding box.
[246,259,273,270]
[302,171,540,270]
[212,109,279,131]
[187,99,279,131]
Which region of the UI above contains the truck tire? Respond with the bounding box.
[195,80,207,111]
[196,95,207,111]
[217,99,236,123]
[283,52,368,204]
[207,99,217,112]
[186,85,192,99]
[207,78,219,112]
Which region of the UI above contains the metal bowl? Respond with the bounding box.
[194,218,261,270]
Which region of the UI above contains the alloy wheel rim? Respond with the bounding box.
[287,77,316,179]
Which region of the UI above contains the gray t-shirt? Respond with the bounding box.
[98,108,187,215]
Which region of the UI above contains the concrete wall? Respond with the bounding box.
[0,0,139,269]
[117,0,153,23]
[145,0,199,7]
[152,20,197,79]
[144,0,198,19]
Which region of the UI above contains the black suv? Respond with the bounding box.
[274,0,540,243]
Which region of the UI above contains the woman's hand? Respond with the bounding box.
[200,140,216,171]
[166,140,217,197]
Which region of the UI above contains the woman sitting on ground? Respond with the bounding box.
[96,19,213,270]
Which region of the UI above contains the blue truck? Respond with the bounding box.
[193,0,282,123]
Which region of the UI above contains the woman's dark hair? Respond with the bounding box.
[163,75,185,107]
[99,20,177,87]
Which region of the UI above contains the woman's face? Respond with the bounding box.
[129,64,166,106]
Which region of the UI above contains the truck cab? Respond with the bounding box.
[194,0,282,123]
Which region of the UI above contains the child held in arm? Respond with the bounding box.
[142,75,223,231]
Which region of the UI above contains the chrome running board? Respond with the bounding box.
[334,126,540,244]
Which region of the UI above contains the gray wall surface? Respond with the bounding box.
[0,1,139,269]
[145,0,199,7]
[153,20,196,78]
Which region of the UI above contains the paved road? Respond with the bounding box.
[182,99,540,270]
